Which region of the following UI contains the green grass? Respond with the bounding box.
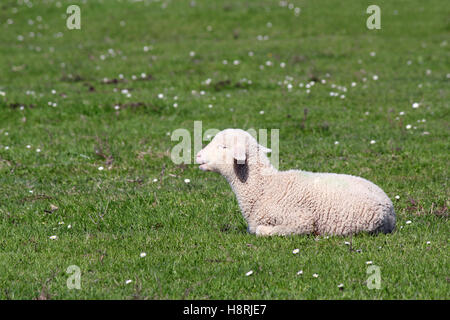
[0,0,448,299]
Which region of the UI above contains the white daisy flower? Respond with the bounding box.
[245,270,253,276]
[292,248,300,254]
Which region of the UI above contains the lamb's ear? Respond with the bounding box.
[233,144,247,164]
[259,145,272,153]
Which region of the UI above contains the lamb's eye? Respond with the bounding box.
[218,145,227,149]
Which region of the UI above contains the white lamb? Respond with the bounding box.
[196,129,395,236]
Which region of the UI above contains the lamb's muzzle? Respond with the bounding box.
[196,153,208,171]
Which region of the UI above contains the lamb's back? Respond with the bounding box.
[261,170,395,235]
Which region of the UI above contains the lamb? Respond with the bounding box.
[196,129,396,236]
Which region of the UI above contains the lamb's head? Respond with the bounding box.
[196,129,272,176]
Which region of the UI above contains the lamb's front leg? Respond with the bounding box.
[255,224,314,236]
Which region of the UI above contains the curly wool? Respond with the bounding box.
[196,129,396,236]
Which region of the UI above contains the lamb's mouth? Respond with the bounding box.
[198,162,209,171]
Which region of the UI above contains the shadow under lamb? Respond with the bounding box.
[196,129,396,236]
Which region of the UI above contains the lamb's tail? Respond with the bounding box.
[378,205,396,234]
[368,203,396,235]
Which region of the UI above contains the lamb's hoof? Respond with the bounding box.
[255,225,273,236]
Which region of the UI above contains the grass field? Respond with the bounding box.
[0,0,448,299]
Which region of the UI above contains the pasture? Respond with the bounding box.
[0,0,448,299]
